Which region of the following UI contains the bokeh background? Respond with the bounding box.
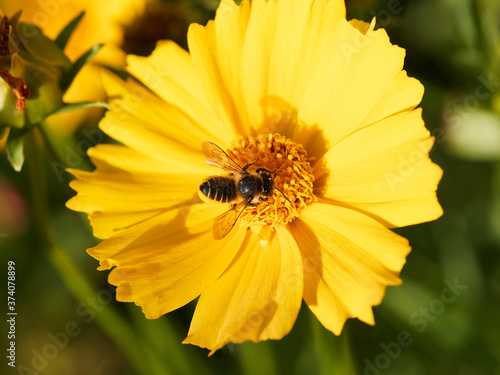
[1,0,500,374]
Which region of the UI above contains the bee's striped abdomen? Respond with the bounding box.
[199,176,237,203]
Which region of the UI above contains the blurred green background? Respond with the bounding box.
[1,0,500,374]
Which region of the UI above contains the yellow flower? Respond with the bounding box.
[67,0,443,353]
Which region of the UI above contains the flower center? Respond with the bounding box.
[229,134,316,233]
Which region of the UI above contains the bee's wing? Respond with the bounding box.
[213,200,248,240]
[201,141,245,174]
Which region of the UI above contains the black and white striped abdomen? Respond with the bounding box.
[199,176,237,203]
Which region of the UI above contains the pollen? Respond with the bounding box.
[230,133,316,233]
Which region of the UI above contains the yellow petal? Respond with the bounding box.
[239,0,279,129]
[299,20,409,147]
[317,109,443,227]
[291,203,410,335]
[361,70,424,127]
[349,19,371,35]
[126,41,235,146]
[184,227,303,353]
[66,167,196,214]
[211,0,252,133]
[187,22,243,136]
[66,144,211,239]
[267,0,345,111]
[333,21,425,128]
[86,144,174,174]
[93,204,247,319]
[101,72,221,163]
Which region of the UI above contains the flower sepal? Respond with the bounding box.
[5,126,27,172]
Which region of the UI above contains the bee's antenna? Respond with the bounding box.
[276,187,291,204]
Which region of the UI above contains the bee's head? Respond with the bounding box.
[259,171,274,195]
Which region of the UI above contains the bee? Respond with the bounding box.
[199,141,277,240]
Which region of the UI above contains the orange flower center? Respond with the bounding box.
[229,133,316,233]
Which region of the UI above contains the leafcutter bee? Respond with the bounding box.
[199,141,279,239]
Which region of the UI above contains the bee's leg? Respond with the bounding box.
[258,197,268,202]
[242,158,259,172]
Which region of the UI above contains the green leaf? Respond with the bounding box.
[51,101,111,115]
[55,12,85,50]
[6,130,25,172]
[9,10,23,27]
[60,44,103,93]
[16,23,71,69]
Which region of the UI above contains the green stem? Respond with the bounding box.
[37,123,65,172]
[37,121,94,236]
[24,130,158,375]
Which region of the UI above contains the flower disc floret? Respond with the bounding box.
[230,133,316,231]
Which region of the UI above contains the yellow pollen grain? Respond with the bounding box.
[229,133,316,233]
